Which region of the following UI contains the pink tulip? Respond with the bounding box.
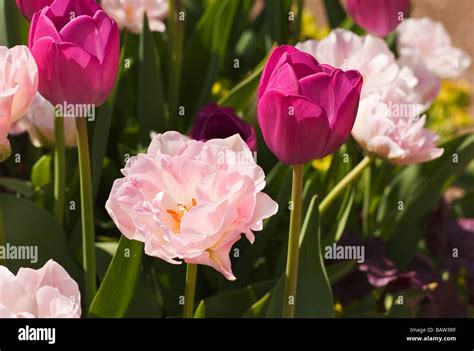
[106,131,278,280]
[352,93,443,165]
[101,0,168,34]
[296,29,443,165]
[0,260,81,318]
[257,45,363,165]
[397,18,471,79]
[15,0,54,21]
[297,29,439,106]
[346,0,411,37]
[10,92,77,148]
[0,45,38,161]
[28,0,120,106]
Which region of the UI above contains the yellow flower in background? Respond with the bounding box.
[312,154,333,172]
[211,80,231,100]
[427,80,473,137]
[301,10,329,41]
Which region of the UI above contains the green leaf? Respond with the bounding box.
[327,260,356,284]
[193,280,274,318]
[243,292,271,318]
[181,0,239,118]
[91,31,130,199]
[0,177,34,198]
[138,17,167,142]
[383,134,474,267]
[150,259,186,317]
[31,154,52,189]
[323,0,347,28]
[266,196,334,317]
[218,50,269,114]
[0,0,20,46]
[89,236,143,318]
[264,0,292,46]
[94,244,163,318]
[324,186,355,245]
[0,194,80,279]
[234,165,291,281]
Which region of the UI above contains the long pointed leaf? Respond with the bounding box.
[89,236,143,318]
[266,196,334,317]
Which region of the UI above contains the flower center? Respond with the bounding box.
[166,198,197,233]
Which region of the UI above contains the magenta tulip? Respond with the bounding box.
[191,103,257,151]
[346,0,411,37]
[28,0,120,106]
[16,0,54,21]
[257,45,362,165]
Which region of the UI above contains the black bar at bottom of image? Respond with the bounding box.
[0,318,471,349]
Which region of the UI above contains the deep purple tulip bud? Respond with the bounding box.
[191,104,257,151]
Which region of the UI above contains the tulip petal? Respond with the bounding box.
[29,10,61,44]
[94,11,120,104]
[258,45,299,99]
[324,85,361,155]
[60,15,102,59]
[46,0,100,30]
[286,50,321,79]
[32,39,102,105]
[258,90,330,164]
[266,63,300,96]
[300,69,357,126]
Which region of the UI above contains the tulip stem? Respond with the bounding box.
[183,263,197,318]
[283,164,304,318]
[362,164,372,236]
[54,115,66,225]
[319,155,373,216]
[76,117,97,306]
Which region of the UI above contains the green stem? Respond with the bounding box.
[76,117,97,306]
[183,263,197,318]
[0,206,5,266]
[293,0,304,43]
[283,164,304,318]
[362,164,372,236]
[319,156,373,216]
[168,0,184,131]
[54,115,66,225]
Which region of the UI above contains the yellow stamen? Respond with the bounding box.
[166,198,198,233]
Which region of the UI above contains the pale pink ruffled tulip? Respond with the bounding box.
[0,260,81,318]
[0,45,38,161]
[297,29,443,165]
[101,0,168,34]
[10,93,77,148]
[397,18,471,79]
[296,29,431,102]
[106,131,278,280]
[352,93,443,165]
